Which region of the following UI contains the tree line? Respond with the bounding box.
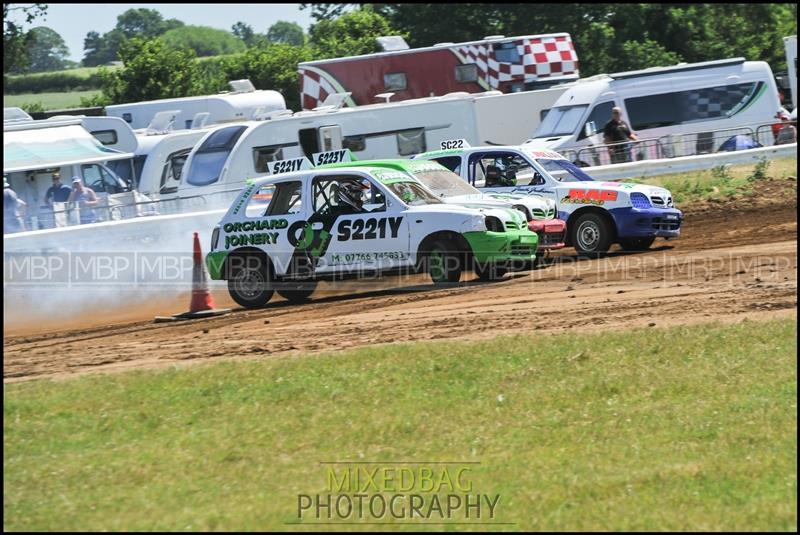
[4,4,797,112]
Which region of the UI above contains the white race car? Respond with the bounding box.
[414,141,683,254]
[206,163,539,307]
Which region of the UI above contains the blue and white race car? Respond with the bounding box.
[413,141,683,254]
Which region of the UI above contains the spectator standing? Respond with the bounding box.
[45,172,72,205]
[67,177,99,225]
[603,107,638,164]
[3,177,27,234]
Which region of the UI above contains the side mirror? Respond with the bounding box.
[584,121,597,138]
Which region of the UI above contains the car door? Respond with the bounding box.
[308,172,409,274]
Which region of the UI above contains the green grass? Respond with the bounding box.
[4,319,797,531]
[5,65,121,80]
[628,156,797,204]
[3,90,102,111]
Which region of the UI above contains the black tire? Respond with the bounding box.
[570,213,614,255]
[227,256,274,308]
[426,239,463,284]
[276,280,318,303]
[618,236,656,251]
[474,262,508,281]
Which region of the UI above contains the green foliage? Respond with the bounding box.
[748,158,771,182]
[302,4,797,77]
[26,26,71,73]
[98,38,200,104]
[3,3,48,74]
[161,25,246,57]
[17,101,45,113]
[266,20,305,46]
[711,164,733,182]
[309,7,404,58]
[82,8,185,67]
[219,44,314,111]
[78,92,111,108]
[231,21,255,46]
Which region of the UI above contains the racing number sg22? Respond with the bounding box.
[337,216,403,241]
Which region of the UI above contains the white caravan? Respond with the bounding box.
[3,120,143,230]
[176,88,570,201]
[105,79,287,130]
[526,58,782,162]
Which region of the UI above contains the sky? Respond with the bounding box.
[8,3,315,62]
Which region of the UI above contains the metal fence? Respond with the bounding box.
[18,187,243,233]
[561,120,797,168]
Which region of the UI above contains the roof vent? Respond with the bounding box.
[483,35,506,40]
[144,110,179,135]
[227,79,256,94]
[434,42,455,47]
[376,36,410,51]
[313,92,351,112]
[190,112,210,129]
[3,107,33,123]
[374,92,395,103]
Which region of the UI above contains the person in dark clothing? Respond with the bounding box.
[44,172,72,205]
[603,107,638,164]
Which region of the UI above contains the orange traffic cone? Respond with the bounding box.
[154,232,231,322]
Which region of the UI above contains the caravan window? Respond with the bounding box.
[253,146,286,173]
[343,135,366,152]
[384,72,407,91]
[185,125,247,186]
[396,128,426,156]
[106,156,144,187]
[494,42,521,64]
[455,64,479,83]
[625,82,764,130]
[160,149,191,194]
[91,129,118,146]
[534,105,588,138]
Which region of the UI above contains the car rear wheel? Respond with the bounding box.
[619,236,656,251]
[571,213,613,255]
[227,258,274,308]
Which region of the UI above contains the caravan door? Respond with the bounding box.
[298,125,343,158]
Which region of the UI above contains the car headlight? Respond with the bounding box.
[461,215,487,233]
[485,215,504,232]
[629,192,651,209]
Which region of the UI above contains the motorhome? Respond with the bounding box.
[298,33,579,109]
[4,120,142,231]
[105,79,287,130]
[176,89,569,201]
[526,58,783,164]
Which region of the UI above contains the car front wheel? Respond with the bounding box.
[571,213,613,255]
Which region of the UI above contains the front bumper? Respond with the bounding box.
[610,207,683,239]
[463,230,539,263]
[206,251,228,280]
[528,218,567,250]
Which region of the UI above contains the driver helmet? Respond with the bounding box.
[337,179,369,211]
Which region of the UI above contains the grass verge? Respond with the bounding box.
[630,156,797,204]
[3,90,102,111]
[4,318,797,531]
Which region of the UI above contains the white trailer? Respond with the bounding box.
[176,88,570,201]
[526,58,783,159]
[105,80,287,130]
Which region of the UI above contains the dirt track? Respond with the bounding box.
[4,180,797,383]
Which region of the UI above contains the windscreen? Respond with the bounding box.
[536,158,596,182]
[384,180,443,206]
[409,167,479,197]
[533,105,588,138]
